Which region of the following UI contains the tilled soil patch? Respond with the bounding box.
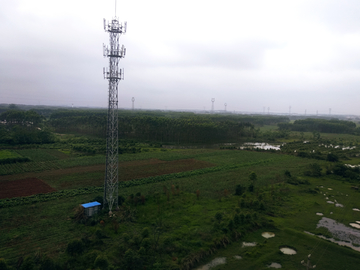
[0,159,216,195]
[0,178,56,199]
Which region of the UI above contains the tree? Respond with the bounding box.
[249,172,257,183]
[326,153,339,162]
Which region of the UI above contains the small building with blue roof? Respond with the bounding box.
[81,201,101,217]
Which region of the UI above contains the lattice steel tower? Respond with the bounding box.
[102,13,127,214]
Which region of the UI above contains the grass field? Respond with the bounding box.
[1,146,360,269]
[0,150,21,160]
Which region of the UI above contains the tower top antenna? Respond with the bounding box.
[115,0,117,17]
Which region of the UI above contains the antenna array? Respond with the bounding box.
[102,12,127,214]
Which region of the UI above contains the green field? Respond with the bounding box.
[1,147,360,269]
[0,150,21,160]
[1,110,360,269]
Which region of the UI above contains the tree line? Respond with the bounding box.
[278,118,359,134]
[0,110,54,144]
[49,110,262,143]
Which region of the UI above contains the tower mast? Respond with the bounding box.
[102,5,127,214]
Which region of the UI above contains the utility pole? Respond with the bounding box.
[132,97,135,110]
[102,2,127,214]
[224,103,227,112]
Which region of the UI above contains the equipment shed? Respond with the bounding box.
[81,201,101,217]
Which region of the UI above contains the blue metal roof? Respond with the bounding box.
[81,201,101,208]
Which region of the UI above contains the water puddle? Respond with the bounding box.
[335,203,344,207]
[195,257,226,270]
[262,232,275,238]
[327,201,334,204]
[345,164,360,168]
[268,262,282,268]
[316,213,323,216]
[240,142,281,151]
[349,223,360,229]
[280,247,297,255]
[242,242,257,247]
[316,217,360,251]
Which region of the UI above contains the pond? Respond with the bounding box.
[315,217,360,252]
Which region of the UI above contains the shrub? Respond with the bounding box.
[39,256,55,270]
[66,239,84,256]
[94,255,109,270]
[215,212,223,223]
[235,184,245,196]
[20,256,34,270]
[0,258,8,270]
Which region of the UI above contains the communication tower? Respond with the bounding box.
[102,6,127,214]
[211,98,215,112]
[132,97,135,110]
[289,106,291,116]
[224,103,227,111]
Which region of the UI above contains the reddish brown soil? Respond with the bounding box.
[0,159,215,197]
[0,178,56,199]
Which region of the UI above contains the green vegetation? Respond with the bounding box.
[1,106,360,269]
[279,118,360,135]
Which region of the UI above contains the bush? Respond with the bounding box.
[66,239,84,256]
[0,258,8,270]
[20,256,34,270]
[39,257,56,270]
[327,153,339,162]
[235,184,245,196]
[94,255,109,270]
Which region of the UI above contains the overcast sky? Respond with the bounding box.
[1,0,360,115]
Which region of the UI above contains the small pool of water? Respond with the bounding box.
[280,247,297,255]
[240,142,281,151]
[242,242,257,247]
[195,257,226,270]
[316,213,323,216]
[268,262,282,268]
[350,223,360,229]
[262,232,275,238]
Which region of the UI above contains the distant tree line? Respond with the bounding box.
[48,110,290,144]
[0,110,54,144]
[278,118,359,134]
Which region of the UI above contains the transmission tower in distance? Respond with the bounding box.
[224,103,227,111]
[102,9,127,214]
[211,98,215,113]
[132,97,135,110]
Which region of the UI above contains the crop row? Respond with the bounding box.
[0,158,277,208]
